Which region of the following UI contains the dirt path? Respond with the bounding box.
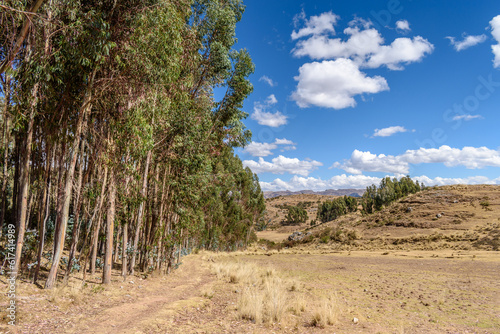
[69,260,213,333]
[14,255,216,334]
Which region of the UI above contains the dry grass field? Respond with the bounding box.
[2,185,499,333]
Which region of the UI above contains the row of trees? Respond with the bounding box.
[316,195,357,223]
[0,0,265,288]
[361,176,424,214]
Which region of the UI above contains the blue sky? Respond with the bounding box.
[231,0,500,191]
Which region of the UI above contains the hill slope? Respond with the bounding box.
[259,185,500,251]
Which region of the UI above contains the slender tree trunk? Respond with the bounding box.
[52,140,66,256]
[33,145,53,283]
[129,150,151,275]
[13,83,38,275]
[103,164,115,284]
[90,165,108,275]
[121,221,128,279]
[64,140,86,282]
[113,224,120,265]
[0,75,11,234]
[45,69,95,288]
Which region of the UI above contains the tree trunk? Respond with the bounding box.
[103,166,115,284]
[113,224,120,266]
[121,221,128,279]
[13,82,38,275]
[0,75,11,234]
[33,144,53,283]
[90,165,108,275]
[129,150,151,275]
[64,140,86,282]
[45,69,95,289]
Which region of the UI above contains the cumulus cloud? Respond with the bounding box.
[260,174,382,191]
[243,155,322,176]
[292,26,384,60]
[292,19,433,70]
[259,75,276,87]
[274,138,295,145]
[260,174,500,191]
[243,138,297,157]
[396,20,411,33]
[332,150,407,174]
[490,15,500,68]
[243,142,277,157]
[291,11,339,40]
[364,36,434,70]
[414,175,500,187]
[452,114,483,121]
[291,15,433,109]
[372,126,409,137]
[250,94,287,127]
[446,34,487,51]
[332,146,500,174]
[292,58,389,109]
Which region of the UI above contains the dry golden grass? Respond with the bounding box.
[311,294,339,327]
[288,293,307,315]
[238,286,264,323]
[211,259,300,324]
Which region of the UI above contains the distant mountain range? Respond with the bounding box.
[263,189,365,199]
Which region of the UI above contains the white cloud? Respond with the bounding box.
[243,138,297,157]
[490,15,500,68]
[243,142,277,157]
[291,11,339,40]
[250,95,287,127]
[259,75,276,87]
[243,155,322,176]
[292,26,384,60]
[414,175,500,187]
[265,94,277,105]
[260,174,500,191]
[372,126,409,137]
[290,15,433,109]
[293,9,306,29]
[260,174,382,191]
[332,150,407,174]
[281,146,296,152]
[292,58,389,109]
[446,34,487,51]
[274,138,295,145]
[251,110,287,127]
[396,20,411,33]
[292,18,433,70]
[333,146,500,174]
[364,36,434,70]
[452,114,483,121]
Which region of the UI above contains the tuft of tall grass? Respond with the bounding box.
[311,294,338,327]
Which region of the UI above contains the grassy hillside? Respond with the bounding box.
[258,185,500,251]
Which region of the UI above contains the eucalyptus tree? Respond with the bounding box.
[0,0,266,288]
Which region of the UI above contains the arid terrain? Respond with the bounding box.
[2,185,499,333]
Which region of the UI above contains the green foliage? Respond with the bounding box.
[316,196,358,223]
[361,176,423,214]
[284,206,308,225]
[0,0,264,279]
